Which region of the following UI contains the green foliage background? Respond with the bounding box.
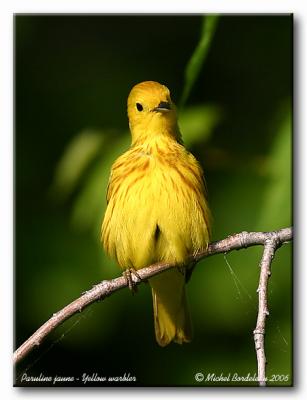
[15,15,292,386]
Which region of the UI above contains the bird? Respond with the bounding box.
[101,81,211,346]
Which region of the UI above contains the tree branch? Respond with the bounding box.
[14,227,292,385]
[253,232,282,386]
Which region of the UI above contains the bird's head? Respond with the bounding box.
[127,81,181,145]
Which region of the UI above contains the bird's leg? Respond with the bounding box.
[123,268,142,294]
[177,264,186,276]
[185,248,205,283]
[175,260,187,276]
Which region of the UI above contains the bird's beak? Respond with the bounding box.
[153,101,171,112]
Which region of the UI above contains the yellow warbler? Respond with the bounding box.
[101,81,211,346]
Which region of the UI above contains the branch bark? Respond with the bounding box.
[253,232,282,386]
[14,227,292,385]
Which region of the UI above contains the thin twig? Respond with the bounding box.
[14,227,292,371]
[253,232,281,386]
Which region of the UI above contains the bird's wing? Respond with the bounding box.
[106,173,113,205]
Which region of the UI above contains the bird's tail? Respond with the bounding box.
[150,269,192,347]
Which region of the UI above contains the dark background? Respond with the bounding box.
[15,15,292,386]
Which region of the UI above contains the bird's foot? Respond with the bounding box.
[123,268,142,294]
[176,262,187,276]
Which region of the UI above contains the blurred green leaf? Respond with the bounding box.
[180,15,219,109]
[179,104,222,146]
[51,129,105,200]
[71,134,130,235]
[257,103,292,230]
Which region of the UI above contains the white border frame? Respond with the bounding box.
[1,1,304,399]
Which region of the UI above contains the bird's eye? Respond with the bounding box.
[136,103,143,111]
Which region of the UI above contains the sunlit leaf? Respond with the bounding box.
[257,103,292,230]
[71,134,130,234]
[179,104,222,146]
[51,129,105,200]
[180,15,219,109]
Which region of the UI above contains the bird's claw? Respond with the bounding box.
[123,268,142,294]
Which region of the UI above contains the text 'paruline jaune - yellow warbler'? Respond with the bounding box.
[101,81,211,346]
